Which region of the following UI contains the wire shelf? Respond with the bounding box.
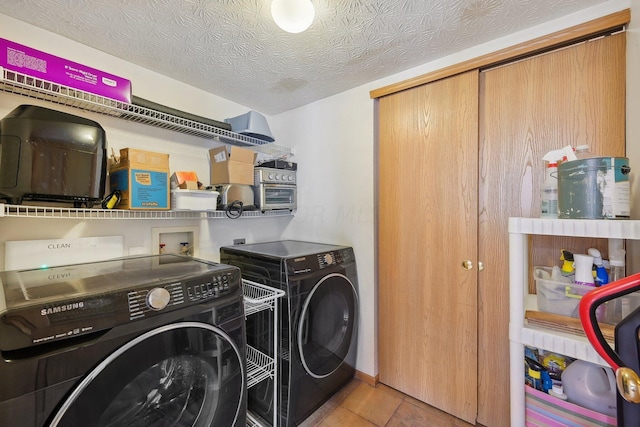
[246,411,264,427]
[246,345,275,389]
[0,203,294,220]
[242,280,285,317]
[0,67,293,157]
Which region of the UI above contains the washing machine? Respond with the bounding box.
[220,240,359,427]
[0,254,247,427]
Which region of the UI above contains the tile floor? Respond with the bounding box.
[299,379,484,427]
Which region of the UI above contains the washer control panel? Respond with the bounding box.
[0,255,242,352]
[128,282,185,320]
[185,273,231,302]
[128,271,235,320]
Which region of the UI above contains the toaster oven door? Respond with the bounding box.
[257,184,296,211]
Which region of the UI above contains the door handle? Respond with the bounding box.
[478,261,485,271]
[462,260,473,270]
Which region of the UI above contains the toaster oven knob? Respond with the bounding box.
[147,287,171,310]
[268,173,275,180]
[275,174,280,180]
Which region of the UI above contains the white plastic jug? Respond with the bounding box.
[561,359,617,417]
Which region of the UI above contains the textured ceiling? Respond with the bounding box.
[0,0,609,114]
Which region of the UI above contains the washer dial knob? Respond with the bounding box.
[323,253,334,265]
[147,287,171,310]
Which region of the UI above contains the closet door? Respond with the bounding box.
[478,32,626,426]
[378,70,479,424]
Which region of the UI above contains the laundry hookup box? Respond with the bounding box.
[109,148,170,210]
[0,37,132,103]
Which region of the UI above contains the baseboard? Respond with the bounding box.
[355,370,378,387]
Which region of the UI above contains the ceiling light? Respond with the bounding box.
[271,0,315,34]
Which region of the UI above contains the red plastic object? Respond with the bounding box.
[579,272,640,370]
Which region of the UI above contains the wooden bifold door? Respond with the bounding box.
[377,29,625,426]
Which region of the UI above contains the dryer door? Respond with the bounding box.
[49,321,245,427]
[297,273,358,379]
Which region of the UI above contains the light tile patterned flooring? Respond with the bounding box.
[299,379,484,427]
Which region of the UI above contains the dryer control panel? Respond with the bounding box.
[287,248,355,275]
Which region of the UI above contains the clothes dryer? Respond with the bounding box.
[0,254,246,427]
[221,240,359,426]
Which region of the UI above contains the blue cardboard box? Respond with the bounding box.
[109,148,169,210]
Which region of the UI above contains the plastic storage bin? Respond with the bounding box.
[535,267,595,318]
[535,266,640,323]
[171,189,219,211]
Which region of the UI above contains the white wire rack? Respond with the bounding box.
[243,279,284,427]
[246,345,275,389]
[246,412,263,427]
[0,67,294,157]
[243,279,285,316]
[0,203,294,220]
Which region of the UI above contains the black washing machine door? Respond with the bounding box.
[297,273,358,378]
[49,321,245,427]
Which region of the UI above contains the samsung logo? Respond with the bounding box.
[41,302,84,316]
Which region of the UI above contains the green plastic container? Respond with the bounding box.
[557,157,630,219]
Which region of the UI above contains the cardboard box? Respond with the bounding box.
[0,38,132,103]
[109,148,170,210]
[171,171,199,190]
[209,146,256,185]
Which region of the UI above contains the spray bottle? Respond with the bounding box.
[560,249,575,278]
[573,254,595,287]
[588,248,608,287]
[606,249,627,323]
[540,161,559,218]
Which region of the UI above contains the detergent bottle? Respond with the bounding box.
[561,360,617,417]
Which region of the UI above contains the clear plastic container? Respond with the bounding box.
[574,144,595,159]
[540,162,558,218]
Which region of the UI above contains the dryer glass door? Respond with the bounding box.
[298,273,358,378]
[49,321,245,427]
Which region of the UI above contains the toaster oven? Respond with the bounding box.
[254,167,296,212]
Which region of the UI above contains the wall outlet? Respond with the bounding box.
[233,238,246,245]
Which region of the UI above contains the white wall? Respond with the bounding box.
[0,13,292,266]
[0,0,634,381]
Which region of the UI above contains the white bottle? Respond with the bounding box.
[541,162,558,218]
[548,383,568,401]
[573,253,595,286]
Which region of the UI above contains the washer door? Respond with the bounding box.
[49,322,245,427]
[297,273,358,379]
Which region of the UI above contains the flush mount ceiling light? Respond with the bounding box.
[271,0,315,33]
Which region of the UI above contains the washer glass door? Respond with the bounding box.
[49,322,244,427]
[297,273,358,378]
